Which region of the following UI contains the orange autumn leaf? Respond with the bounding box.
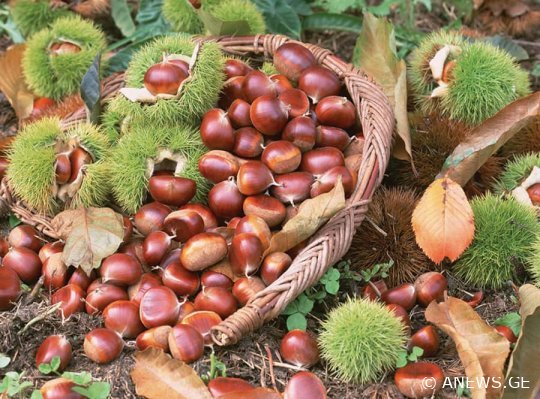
[412,177,474,264]
[0,44,34,119]
[426,296,510,399]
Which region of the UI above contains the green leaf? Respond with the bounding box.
[31,391,44,399]
[531,62,540,78]
[395,351,408,368]
[325,268,340,281]
[366,0,401,16]
[495,312,521,338]
[80,55,101,124]
[282,300,299,315]
[111,0,136,37]
[0,355,10,368]
[38,364,52,375]
[252,0,302,38]
[287,313,307,331]
[309,290,326,301]
[411,346,424,358]
[483,36,529,62]
[62,372,92,386]
[325,280,340,295]
[50,356,61,372]
[287,0,312,16]
[296,294,314,314]
[8,213,21,228]
[302,13,362,34]
[313,0,364,14]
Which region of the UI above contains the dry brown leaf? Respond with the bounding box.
[0,44,34,119]
[52,207,124,275]
[131,348,212,399]
[426,296,510,399]
[411,177,474,264]
[352,13,412,163]
[503,285,540,399]
[438,92,540,187]
[263,180,346,257]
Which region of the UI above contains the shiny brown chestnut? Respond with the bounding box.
[208,179,246,220]
[261,252,292,285]
[163,210,205,242]
[103,300,145,338]
[136,325,172,351]
[39,241,64,263]
[208,377,254,398]
[100,253,142,287]
[36,335,72,372]
[68,147,92,183]
[139,286,181,328]
[224,59,252,79]
[381,283,417,311]
[83,328,124,364]
[409,326,440,357]
[200,108,235,151]
[237,161,277,196]
[148,175,196,207]
[300,147,345,176]
[201,270,233,290]
[199,150,241,183]
[315,96,355,129]
[316,126,352,150]
[394,362,444,399]
[0,237,9,257]
[271,172,314,205]
[220,76,245,108]
[0,267,21,310]
[279,88,310,118]
[298,66,341,103]
[262,140,302,175]
[3,247,42,284]
[142,231,173,266]
[51,284,85,318]
[40,378,84,399]
[362,280,388,300]
[181,310,222,345]
[85,283,128,314]
[282,116,317,153]
[180,204,218,230]
[495,325,518,343]
[235,215,272,250]
[55,154,71,184]
[42,253,68,290]
[162,261,200,297]
[386,303,411,330]
[284,371,327,399]
[273,43,317,81]
[8,224,43,252]
[414,272,447,307]
[229,233,264,276]
[228,98,252,128]
[270,74,294,94]
[143,61,187,96]
[180,232,228,272]
[168,323,204,363]
[242,70,276,103]
[243,194,287,228]
[250,95,289,136]
[311,166,355,198]
[233,127,264,158]
[134,202,170,236]
[194,286,238,319]
[232,276,266,306]
[128,272,162,305]
[280,330,320,368]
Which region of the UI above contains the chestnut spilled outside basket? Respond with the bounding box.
[0,34,394,346]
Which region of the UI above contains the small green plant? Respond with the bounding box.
[201,352,227,383]
[342,260,394,283]
[0,371,34,398]
[395,346,424,368]
[456,377,472,398]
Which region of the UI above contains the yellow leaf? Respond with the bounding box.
[412,177,474,263]
[426,296,510,399]
[263,180,346,257]
[0,44,34,119]
[131,348,212,399]
[52,207,124,275]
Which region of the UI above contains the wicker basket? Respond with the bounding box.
[0,34,394,346]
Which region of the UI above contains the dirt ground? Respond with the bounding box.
[0,2,538,398]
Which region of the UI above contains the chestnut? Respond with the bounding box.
[83,328,124,364]
[279,88,310,118]
[527,183,540,206]
[228,98,252,128]
[165,210,205,243]
[68,147,92,183]
[315,96,355,129]
[3,247,42,284]
[162,261,200,296]
[311,166,355,198]
[243,194,287,228]
[36,335,72,372]
[201,270,233,290]
[237,161,276,196]
[381,283,417,311]
[262,140,302,175]
[386,304,411,330]
[180,204,218,230]
[409,326,440,357]
[194,286,238,319]
[280,330,320,368]
[181,310,222,345]
[178,300,196,321]
[220,76,245,108]
[85,283,128,314]
[30,97,55,118]
[235,215,272,250]
[271,74,294,94]
[40,378,84,399]
[242,70,276,103]
[208,377,254,398]
[414,272,447,307]
[250,95,289,136]
[233,127,264,158]
[39,241,64,263]
[148,175,196,207]
[100,253,142,287]
[224,58,252,79]
[143,60,187,96]
[0,237,9,257]
[8,224,42,252]
[140,286,181,328]
[51,284,85,318]
[282,116,317,153]
[228,217,241,229]
[128,272,162,305]
[284,371,327,399]
[271,172,314,205]
[168,323,204,363]
[0,267,21,310]
[199,150,241,183]
[42,253,68,290]
[103,300,145,338]
[180,232,228,272]
[394,362,444,399]
[495,325,518,343]
[142,231,172,266]
[119,239,147,267]
[466,291,484,308]
[208,179,246,219]
[273,43,317,81]
[134,202,170,236]
[316,126,351,150]
[362,280,388,300]
[298,66,341,103]
[300,147,344,176]
[168,59,189,75]
[261,252,292,285]
[136,325,172,351]
[229,233,264,276]
[49,41,81,55]
[200,108,235,151]
[55,154,71,184]
[344,133,365,157]
[232,276,266,306]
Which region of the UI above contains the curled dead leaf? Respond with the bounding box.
[412,177,474,264]
[0,44,34,119]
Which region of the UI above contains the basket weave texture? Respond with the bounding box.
[0,34,395,346]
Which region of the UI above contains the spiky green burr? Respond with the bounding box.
[493,153,540,195]
[10,0,72,37]
[162,0,204,34]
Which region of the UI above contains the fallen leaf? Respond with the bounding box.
[412,177,474,263]
[503,284,540,399]
[438,92,540,187]
[0,44,34,119]
[352,13,412,163]
[131,348,212,399]
[426,296,510,399]
[263,180,346,257]
[52,207,124,275]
